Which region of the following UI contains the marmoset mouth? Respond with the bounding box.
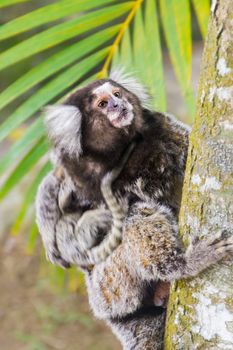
[110,108,132,126]
[111,113,129,127]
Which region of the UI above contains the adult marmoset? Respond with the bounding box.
[36,70,233,350]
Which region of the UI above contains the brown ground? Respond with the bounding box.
[0,236,120,350]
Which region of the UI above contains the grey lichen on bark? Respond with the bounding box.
[164,0,233,349]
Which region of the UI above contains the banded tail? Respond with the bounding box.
[86,142,136,265]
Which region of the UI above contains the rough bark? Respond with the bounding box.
[164,1,233,349]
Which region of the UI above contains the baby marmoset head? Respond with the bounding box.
[44,70,150,173]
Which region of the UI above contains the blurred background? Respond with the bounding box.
[0,1,209,349]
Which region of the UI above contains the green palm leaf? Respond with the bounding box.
[192,0,210,38]
[133,4,146,80]
[0,0,30,8]
[0,118,44,176]
[0,2,132,72]
[26,222,39,254]
[160,0,195,117]
[0,25,120,111]
[144,0,166,111]
[11,161,52,235]
[0,0,117,41]
[110,0,166,111]
[120,28,132,70]
[0,137,49,200]
[133,0,166,110]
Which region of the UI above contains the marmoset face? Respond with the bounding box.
[91,81,134,128]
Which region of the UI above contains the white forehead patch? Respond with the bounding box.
[92,82,113,96]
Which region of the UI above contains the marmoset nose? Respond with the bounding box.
[109,98,118,109]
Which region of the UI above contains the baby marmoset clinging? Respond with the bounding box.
[36,70,233,350]
[54,139,136,267]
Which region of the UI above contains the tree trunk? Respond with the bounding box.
[164,0,233,349]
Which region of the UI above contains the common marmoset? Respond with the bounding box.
[36,70,233,349]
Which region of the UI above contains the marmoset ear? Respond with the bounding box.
[110,67,151,108]
[44,104,82,158]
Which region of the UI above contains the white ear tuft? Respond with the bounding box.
[110,67,151,108]
[44,104,82,158]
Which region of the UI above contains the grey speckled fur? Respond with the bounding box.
[109,312,166,350]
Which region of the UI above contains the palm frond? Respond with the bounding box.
[0,0,117,41]
[11,161,52,235]
[0,26,120,111]
[192,0,210,38]
[26,222,39,254]
[0,118,44,176]
[0,0,31,8]
[0,137,48,199]
[0,2,132,72]
[160,0,195,117]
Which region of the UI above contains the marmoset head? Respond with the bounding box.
[44,69,150,164]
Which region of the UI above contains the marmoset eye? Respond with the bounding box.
[98,100,107,108]
[113,91,121,98]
